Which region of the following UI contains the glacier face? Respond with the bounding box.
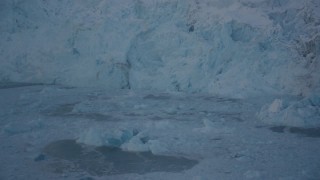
[0,0,319,97]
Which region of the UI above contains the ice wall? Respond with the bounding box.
[0,0,319,97]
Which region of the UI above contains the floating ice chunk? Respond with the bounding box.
[121,135,149,152]
[154,120,171,129]
[309,94,320,106]
[133,104,148,110]
[193,118,215,133]
[3,119,43,135]
[203,118,215,128]
[78,126,167,153]
[268,99,282,113]
[258,95,320,128]
[77,126,139,147]
[148,140,168,155]
[163,106,178,115]
[244,170,261,179]
[193,118,233,134]
[77,127,105,146]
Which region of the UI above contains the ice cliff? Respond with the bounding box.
[0,0,319,97]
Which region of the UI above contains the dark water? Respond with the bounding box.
[42,103,116,121]
[41,140,198,176]
[269,126,320,138]
[0,82,44,89]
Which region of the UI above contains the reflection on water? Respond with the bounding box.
[42,140,198,176]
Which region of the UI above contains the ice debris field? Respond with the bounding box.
[0,0,320,179]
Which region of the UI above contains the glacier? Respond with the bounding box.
[0,0,320,179]
[1,0,319,97]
